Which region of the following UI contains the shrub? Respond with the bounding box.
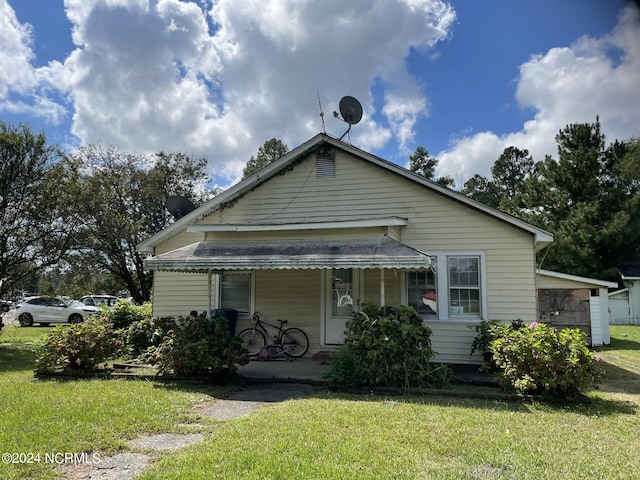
[469,319,524,370]
[489,321,603,399]
[149,315,248,376]
[104,301,152,330]
[124,316,178,359]
[325,304,450,390]
[469,320,500,364]
[36,317,122,373]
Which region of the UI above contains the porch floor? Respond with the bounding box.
[236,357,330,383]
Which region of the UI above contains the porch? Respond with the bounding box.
[236,357,331,384]
[235,356,493,387]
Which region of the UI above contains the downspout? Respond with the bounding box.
[380,270,385,307]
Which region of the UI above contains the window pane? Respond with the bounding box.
[220,273,251,313]
[448,256,480,316]
[407,267,437,318]
[449,257,479,287]
[332,269,353,316]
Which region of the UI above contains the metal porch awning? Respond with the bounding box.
[144,236,433,272]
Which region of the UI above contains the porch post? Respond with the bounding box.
[380,269,385,307]
[207,270,213,320]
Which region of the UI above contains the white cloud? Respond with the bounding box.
[0,0,67,122]
[1,0,455,183]
[436,4,640,187]
[0,1,34,97]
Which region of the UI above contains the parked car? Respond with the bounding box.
[14,296,101,327]
[78,295,120,308]
[1,299,12,312]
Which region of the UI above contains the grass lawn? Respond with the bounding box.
[0,324,228,480]
[1,323,639,479]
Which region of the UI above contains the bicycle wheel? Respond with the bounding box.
[237,328,266,356]
[280,327,309,357]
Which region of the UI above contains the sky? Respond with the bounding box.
[1,0,639,190]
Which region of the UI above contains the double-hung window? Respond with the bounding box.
[407,270,437,318]
[405,253,484,320]
[448,256,481,317]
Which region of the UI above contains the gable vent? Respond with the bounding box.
[316,152,336,178]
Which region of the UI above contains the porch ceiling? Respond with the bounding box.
[144,236,433,272]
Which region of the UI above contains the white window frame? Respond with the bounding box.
[216,271,255,318]
[402,252,487,322]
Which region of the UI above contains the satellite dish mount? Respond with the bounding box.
[333,96,363,142]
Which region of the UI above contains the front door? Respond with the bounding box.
[324,268,361,345]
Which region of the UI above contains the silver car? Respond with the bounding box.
[15,296,101,327]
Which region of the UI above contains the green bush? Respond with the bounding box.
[490,321,603,399]
[149,315,248,376]
[325,304,450,390]
[104,301,152,330]
[36,317,122,373]
[469,320,500,364]
[124,316,177,359]
[469,319,524,370]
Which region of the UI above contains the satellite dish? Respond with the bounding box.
[339,96,363,125]
[166,195,195,220]
[333,95,363,142]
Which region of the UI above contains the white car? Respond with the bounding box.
[15,296,101,327]
[78,295,120,308]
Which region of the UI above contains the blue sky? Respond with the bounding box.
[1,0,639,189]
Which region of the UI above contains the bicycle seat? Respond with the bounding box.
[278,319,288,325]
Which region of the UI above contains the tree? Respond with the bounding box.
[63,144,213,303]
[462,174,499,208]
[536,120,639,279]
[618,137,640,192]
[461,119,639,280]
[242,138,289,178]
[544,118,606,222]
[491,147,535,199]
[408,146,455,188]
[462,147,535,214]
[0,121,78,299]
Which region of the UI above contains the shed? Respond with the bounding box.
[536,269,617,346]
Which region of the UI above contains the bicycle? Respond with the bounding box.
[237,312,309,358]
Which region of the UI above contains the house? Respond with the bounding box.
[609,261,640,325]
[139,133,563,365]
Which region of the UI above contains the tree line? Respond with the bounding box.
[408,119,639,281]
[1,118,637,303]
[0,121,214,303]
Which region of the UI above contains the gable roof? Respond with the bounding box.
[138,133,553,253]
[537,269,618,289]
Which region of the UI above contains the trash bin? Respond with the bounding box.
[209,309,239,336]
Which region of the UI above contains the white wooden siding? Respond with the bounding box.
[426,322,484,364]
[154,230,203,255]
[152,270,212,317]
[244,270,323,353]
